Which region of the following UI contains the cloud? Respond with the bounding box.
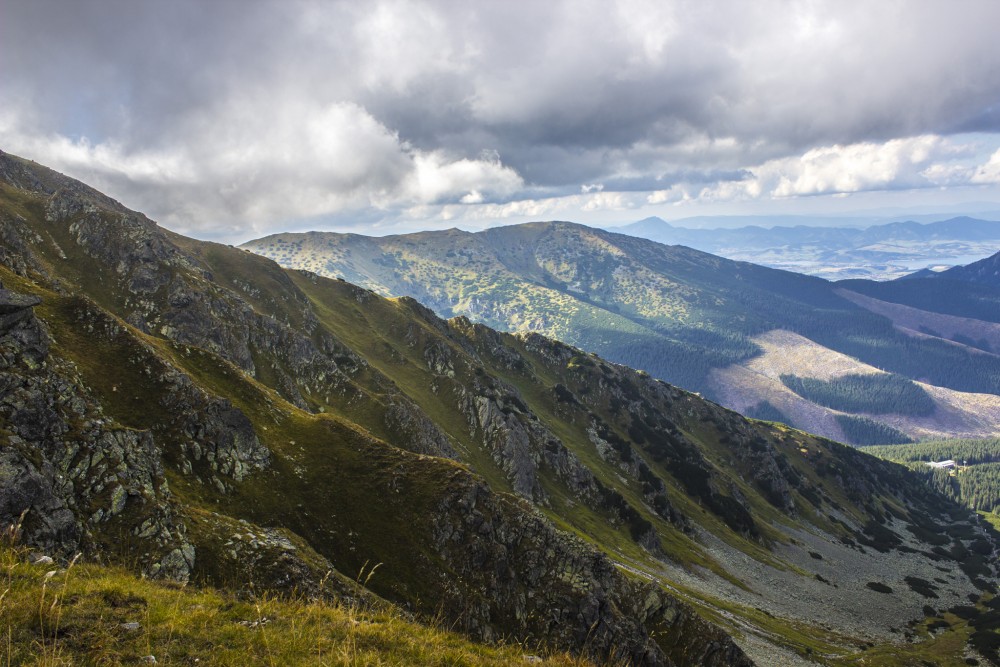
[0,97,523,238]
[581,192,637,211]
[2,0,1000,239]
[631,136,986,205]
[972,148,1000,185]
[404,151,523,205]
[763,136,966,197]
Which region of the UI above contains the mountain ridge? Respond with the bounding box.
[934,250,1000,287]
[242,221,1000,446]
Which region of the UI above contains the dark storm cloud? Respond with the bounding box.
[2,0,1000,239]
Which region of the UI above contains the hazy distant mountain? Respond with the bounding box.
[614,215,1000,280]
[934,249,1000,287]
[243,221,1000,446]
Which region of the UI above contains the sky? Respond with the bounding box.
[3,0,1000,243]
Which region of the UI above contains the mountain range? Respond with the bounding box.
[614,215,1000,280]
[4,150,1000,665]
[242,223,1000,447]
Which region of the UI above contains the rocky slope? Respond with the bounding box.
[2,150,999,665]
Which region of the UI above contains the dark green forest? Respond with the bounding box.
[863,438,1000,512]
[918,463,1000,513]
[839,277,1000,324]
[862,438,1000,465]
[835,415,913,446]
[779,373,935,416]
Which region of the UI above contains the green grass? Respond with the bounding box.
[0,533,591,666]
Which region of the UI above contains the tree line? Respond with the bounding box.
[835,415,913,446]
[864,438,1000,513]
[915,463,1000,513]
[780,372,935,416]
[861,438,1000,465]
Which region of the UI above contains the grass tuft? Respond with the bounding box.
[0,520,593,666]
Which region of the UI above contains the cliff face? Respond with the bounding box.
[1,150,997,665]
[0,283,193,578]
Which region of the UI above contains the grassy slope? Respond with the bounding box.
[0,266,483,611]
[287,271,790,574]
[0,539,589,667]
[3,254,989,665]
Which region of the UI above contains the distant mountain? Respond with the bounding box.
[243,221,1000,446]
[935,249,1000,287]
[614,215,1000,280]
[11,150,1000,665]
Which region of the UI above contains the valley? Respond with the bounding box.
[615,216,1000,281]
[709,329,1000,443]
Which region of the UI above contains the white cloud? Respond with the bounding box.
[971,148,1000,184]
[687,136,981,202]
[581,192,635,211]
[460,190,484,204]
[403,151,523,204]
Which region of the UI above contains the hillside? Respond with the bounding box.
[3,150,1000,665]
[616,216,1000,280]
[709,329,1000,444]
[242,223,1000,445]
[932,250,1000,288]
[862,438,1000,528]
[0,531,587,666]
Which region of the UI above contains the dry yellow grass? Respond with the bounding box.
[0,519,594,667]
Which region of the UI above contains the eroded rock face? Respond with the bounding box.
[458,374,607,507]
[431,477,751,667]
[0,284,193,579]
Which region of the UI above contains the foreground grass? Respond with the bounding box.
[0,543,589,666]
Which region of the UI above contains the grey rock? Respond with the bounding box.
[0,288,194,580]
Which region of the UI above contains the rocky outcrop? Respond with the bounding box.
[61,297,271,493]
[0,283,193,579]
[458,375,599,504]
[186,510,383,607]
[383,399,458,458]
[0,161,458,461]
[431,476,752,667]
